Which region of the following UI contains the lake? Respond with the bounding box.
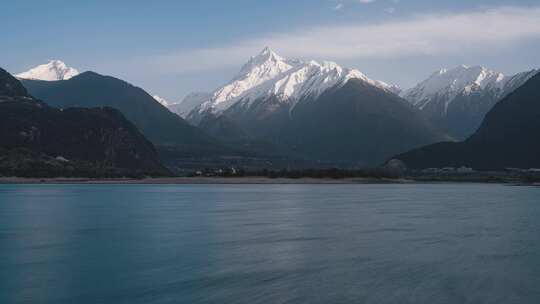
[1,184,539,303]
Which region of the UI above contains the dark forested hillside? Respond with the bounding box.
[22,72,223,153]
[1,68,169,177]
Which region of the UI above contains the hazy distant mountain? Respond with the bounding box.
[168,92,211,118]
[186,48,445,166]
[393,72,540,170]
[21,72,221,153]
[0,68,169,177]
[16,60,79,81]
[402,65,538,139]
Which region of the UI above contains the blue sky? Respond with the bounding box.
[3,0,540,101]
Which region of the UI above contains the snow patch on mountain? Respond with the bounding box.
[194,47,399,115]
[152,95,170,107]
[16,60,79,81]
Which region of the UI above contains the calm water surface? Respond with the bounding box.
[0,184,539,304]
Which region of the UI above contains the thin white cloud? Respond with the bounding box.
[334,3,344,10]
[359,0,376,3]
[144,6,540,74]
[384,7,396,14]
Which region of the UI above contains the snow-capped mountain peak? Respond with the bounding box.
[195,47,399,115]
[400,65,538,139]
[16,60,79,81]
[238,47,294,76]
[402,65,506,110]
[210,47,298,109]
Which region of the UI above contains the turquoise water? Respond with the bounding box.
[1,184,539,304]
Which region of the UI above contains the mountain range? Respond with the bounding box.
[174,48,445,166]
[0,68,169,177]
[169,56,536,143]
[12,49,539,171]
[401,65,538,139]
[393,72,540,170]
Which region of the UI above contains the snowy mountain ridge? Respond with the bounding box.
[16,60,79,81]
[192,47,399,116]
[401,65,537,113]
[400,65,538,139]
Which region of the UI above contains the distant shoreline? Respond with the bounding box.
[0,176,413,185]
[1,176,538,186]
